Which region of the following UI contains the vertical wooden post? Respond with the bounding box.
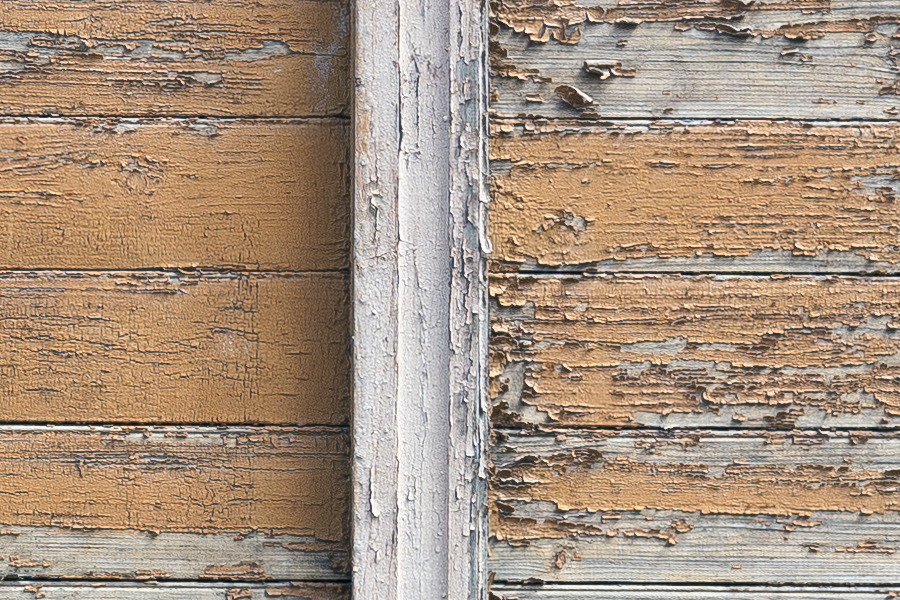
[352,0,489,597]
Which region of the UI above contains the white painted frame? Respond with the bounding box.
[352,0,490,598]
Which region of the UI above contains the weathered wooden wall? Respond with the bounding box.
[489,0,900,597]
[0,0,351,596]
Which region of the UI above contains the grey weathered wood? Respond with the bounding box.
[0,583,347,599]
[491,429,900,584]
[353,0,489,597]
[487,0,900,593]
[0,424,349,581]
[492,510,900,584]
[492,15,900,119]
[0,527,344,581]
[491,585,900,599]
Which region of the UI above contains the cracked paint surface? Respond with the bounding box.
[0,118,348,271]
[488,1,900,591]
[0,0,350,116]
[491,120,900,273]
[491,275,900,428]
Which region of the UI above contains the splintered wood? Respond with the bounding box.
[489,0,900,594]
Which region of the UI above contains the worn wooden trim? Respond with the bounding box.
[352,0,490,597]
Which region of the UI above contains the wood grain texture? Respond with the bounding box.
[492,274,900,428]
[0,118,347,271]
[353,0,490,596]
[491,0,900,119]
[0,426,346,537]
[487,0,900,593]
[491,120,900,273]
[491,586,900,599]
[0,272,348,425]
[0,0,348,117]
[491,429,900,583]
[0,527,345,581]
[0,583,348,600]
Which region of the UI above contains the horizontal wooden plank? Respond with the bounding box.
[491,1,900,119]
[0,426,347,536]
[0,583,348,599]
[492,274,900,428]
[0,426,349,580]
[492,0,898,39]
[0,0,348,116]
[491,585,900,599]
[0,272,348,425]
[491,429,900,583]
[0,527,344,581]
[491,120,900,274]
[0,118,347,271]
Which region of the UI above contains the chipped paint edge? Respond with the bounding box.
[352,0,490,598]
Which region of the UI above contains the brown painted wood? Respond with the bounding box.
[491,429,900,584]
[487,0,900,593]
[492,274,900,428]
[0,0,353,590]
[0,272,348,425]
[491,120,900,274]
[0,1,348,117]
[0,425,347,536]
[0,118,347,271]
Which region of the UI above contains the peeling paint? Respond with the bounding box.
[491,275,900,427]
[0,2,350,116]
[491,121,900,269]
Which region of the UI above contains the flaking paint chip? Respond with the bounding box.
[555,84,594,109]
[583,60,636,80]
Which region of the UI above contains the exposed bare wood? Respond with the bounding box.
[491,429,900,584]
[491,2,900,119]
[353,0,489,597]
[491,585,900,599]
[0,0,348,116]
[0,272,348,425]
[487,0,900,594]
[492,274,900,428]
[492,0,898,41]
[0,527,344,581]
[491,120,900,274]
[0,0,353,592]
[0,583,348,600]
[0,426,350,580]
[0,118,347,271]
